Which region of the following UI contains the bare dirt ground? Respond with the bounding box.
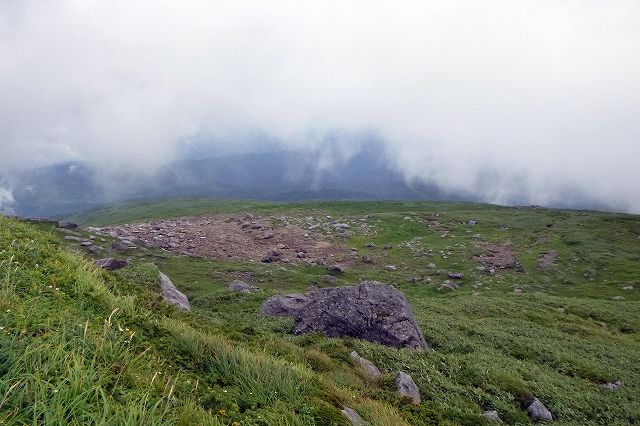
[97,214,358,266]
[473,241,518,269]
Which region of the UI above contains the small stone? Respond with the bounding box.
[611,296,625,301]
[621,285,634,291]
[229,280,259,293]
[322,275,338,284]
[327,265,344,273]
[526,398,553,421]
[341,407,364,426]
[601,381,623,390]
[384,265,397,271]
[262,232,275,239]
[447,272,463,279]
[468,220,477,225]
[427,263,437,269]
[440,281,458,290]
[362,255,374,264]
[395,371,420,404]
[95,258,128,270]
[484,410,502,423]
[366,242,376,248]
[350,351,382,380]
[57,221,78,229]
[297,252,307,258]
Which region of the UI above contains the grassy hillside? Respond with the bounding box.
[3,200,640,425]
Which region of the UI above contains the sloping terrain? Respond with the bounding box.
[2,200,640,425]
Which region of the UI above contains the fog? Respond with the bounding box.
[1,1,639,213]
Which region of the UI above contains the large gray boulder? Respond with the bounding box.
[350,351,382,380]
[259,294,309,316]
[264,281,426,349]
[159,272,191,311]
[395,371,421,404]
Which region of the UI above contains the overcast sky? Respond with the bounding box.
[1,1,639,212]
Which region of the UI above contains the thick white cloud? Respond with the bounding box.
[1,1,639,210]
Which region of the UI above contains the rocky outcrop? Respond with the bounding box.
[95,258,128,270]
[350,351,382,380]
[484,410,503,423]
[260,281,427,349]
[159,272,190,311]
[259,294,309,316]
[395,371,420,404]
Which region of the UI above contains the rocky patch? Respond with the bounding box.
[474,242,519,270]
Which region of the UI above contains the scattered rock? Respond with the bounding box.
[484,410,503,423]
[538,250,559,269]
[87,245,103,254]
[229,280,259,293]
[467,220,477,225]
[383,245,392,250]
[440,281,459,291]
[362,255,374,264]
[64,236,85,242]
[395,371,420,404]
[296,252,307,258]
[285,281,427,349]
[262,232,275,239]
[350,351,382,380]
[259,294,309,317]
[526,398,553,421]
[95,258,128,270]
[601,381,623,390]
[427,263,437,269]
[341,407,364,426]
[110,241,134,252]
[611,296,625,301]
[621,285,634,291]
[322,275,338,284]
[447,272,463,279]
[384,265,397,271]
[327,265,344,273]
[57,221,78,229]
[159,272,191,311]
[366,242,376,248]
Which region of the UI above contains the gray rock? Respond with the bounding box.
[322,275,338,284]
[57,221,78,229]
[259,294,309,316]
[95,258,128,270]
[111,240,134,252]
[341,407,364,426]
[350,351,382,380]
[427,263,437,269]
[64,236,85,242]
[79,240,93,247]
[395,371,420,404]
[291,281,427,349]
[484,410,502,423]
[327,265,344,273]
[159,272,190,311]
[384,265,397,271]
[526,398,553,421]
[229,280,259,293]
[365,242,376,248]
[362,255,374,264]
[601,381,623,390]
[621,285,634,291]
[447,272,464,279]
[440,281,459,290]
[87,245,103,254]
[468,220,477,225]
[262,232,275,239]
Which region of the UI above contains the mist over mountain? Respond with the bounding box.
[7,141,611,219]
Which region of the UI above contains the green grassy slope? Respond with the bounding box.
[3,199,640,425]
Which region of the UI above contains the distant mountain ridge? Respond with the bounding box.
[10,148,458,218]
